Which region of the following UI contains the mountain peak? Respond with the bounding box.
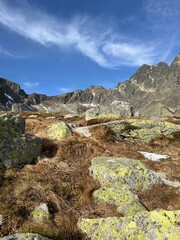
[171,53,180,67]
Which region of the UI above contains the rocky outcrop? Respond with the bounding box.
[78,209,180,239]
[1,233,52,240]
[0,114,42,169]
[89,156,160,216]
[75,118,180,142]
[85,101,132,120]
[47,121,72,140]
[78,156,180,239]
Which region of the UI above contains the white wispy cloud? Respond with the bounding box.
[24,81,39,88]
[143,0,180,61]
[0,0,157,68]
[57,87,72,93]
[103,43,155,66]
[0,44,17,58]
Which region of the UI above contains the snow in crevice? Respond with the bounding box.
[5,93,14,101]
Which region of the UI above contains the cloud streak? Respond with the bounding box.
[143,0,180,61]
[57,87,72,93]
[0,0,157,68]
[0,44,18,58]
[24,81,39,88]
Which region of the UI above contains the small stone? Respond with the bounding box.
[30,203,49,223]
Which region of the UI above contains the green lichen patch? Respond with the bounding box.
[93,186,146,216]
[47,121,72,140]
[30,203,49,223]
[78,210,180,240]
[90,157,161,192]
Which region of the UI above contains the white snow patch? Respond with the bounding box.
[39,104,49,113]
[5,93,14,101]
[82,103,97,107]
[139,151,170,162]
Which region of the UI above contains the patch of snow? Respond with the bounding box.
[4,93,14,101]
[39,104,49,113]
[82,103,97,107]
[139,151,170,162]
[139,85,156,93]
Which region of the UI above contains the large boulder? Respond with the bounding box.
[0,114,42,169]
[47,121,72,140]
[78,209,180,239]
[90,157,161,193]
[90,157,161,216]
[107,119,180,142]
[1,233,52,240]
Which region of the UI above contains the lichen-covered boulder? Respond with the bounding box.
[1,233,52,240]
[0,114,42,169]
[93,186,146,216]
[47,121,72,140]
[30,203,49,223]
[78,210,180,240]
[107,119,179,142]
[90,157,161,192]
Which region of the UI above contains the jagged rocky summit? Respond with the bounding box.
[0,54,180,117]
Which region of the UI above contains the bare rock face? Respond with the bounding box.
[85,101,132,120]
[0,114,42,169]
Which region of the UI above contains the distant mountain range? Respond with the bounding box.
[0,54,180,117]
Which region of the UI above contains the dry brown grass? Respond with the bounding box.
[0,114,180,239]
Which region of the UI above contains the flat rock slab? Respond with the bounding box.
[78,210,180,240]
[139,151,170,162]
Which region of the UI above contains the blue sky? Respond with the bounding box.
[0,0,180,96]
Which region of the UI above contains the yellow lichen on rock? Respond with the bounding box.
[30,203,49,223]
[78,210,180,240]
[47,121,72,140]
[90,157,161,192]
[93,186,146,216]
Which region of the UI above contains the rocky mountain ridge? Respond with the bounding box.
[0,54,180,117]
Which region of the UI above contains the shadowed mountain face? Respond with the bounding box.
[0,54,180,116]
